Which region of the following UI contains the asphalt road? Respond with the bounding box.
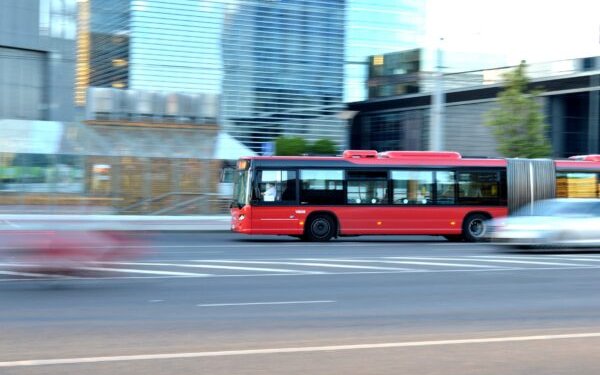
[2,232,600,374]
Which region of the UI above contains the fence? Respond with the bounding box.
[0,152,228,215]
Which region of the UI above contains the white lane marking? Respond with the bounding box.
[0,262,40,268]
[469,254,596,261]
[464,259,586,267]
[3,332,600,367]
[194,260,414,271]
[97,261,320,274]
[197,300,335,307]
[387,256,587,267]
[0,270,65,278]
[76,267,212,277]
[384,261,499,268]
[297,258,500,269]
[3,265,600,282]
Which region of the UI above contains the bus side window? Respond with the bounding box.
[255,169,297,203]
[346,171,388,205]
[457,171,500,204]
[299,169,344,205]
[391,170,433,205]
[435,171,456,205]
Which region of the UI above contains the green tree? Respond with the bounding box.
[485,61,551,158]
[308,138,338,155]
[275,136,308,156]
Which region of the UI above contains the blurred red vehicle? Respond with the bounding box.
[1,230,147,275]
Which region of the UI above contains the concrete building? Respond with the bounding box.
[0,0,77,121]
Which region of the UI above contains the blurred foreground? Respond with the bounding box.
[0,230,147,276]
[488,198,600,250]
[0,214,230,277]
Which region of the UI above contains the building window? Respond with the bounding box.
[41,0,78,39]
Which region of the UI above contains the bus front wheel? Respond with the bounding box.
[305,215,336,242]
[462,213,489,242]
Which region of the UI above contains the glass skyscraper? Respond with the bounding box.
[80,0,427,153]
[221,0,346,152]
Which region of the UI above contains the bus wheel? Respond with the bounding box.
[306,215,336,242]
[462,213,489,242]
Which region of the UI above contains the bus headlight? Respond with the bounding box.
[238,214,246,221]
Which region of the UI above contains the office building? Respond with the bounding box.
[221,0,346,152]
[349,57,600,158]
[0,0,77,121]
[76,0,428,153]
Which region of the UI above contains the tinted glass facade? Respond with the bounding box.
[352,110,428,152]
[89,0,129,89]
[222,0,346,153]
[78,0,426,153]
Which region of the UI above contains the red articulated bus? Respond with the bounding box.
[230,150,600,242]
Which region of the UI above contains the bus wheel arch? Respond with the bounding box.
[461,211,491,242]
[304,211,339,241]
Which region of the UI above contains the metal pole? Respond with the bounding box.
[430,38,445,151]
[588,73,599,154]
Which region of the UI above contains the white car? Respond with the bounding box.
[488,198,600,249]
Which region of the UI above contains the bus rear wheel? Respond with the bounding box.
[462,213,489,242]
[305,215,336,242]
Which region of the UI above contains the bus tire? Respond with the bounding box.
[306,214,336,242]
[462,213,489,242]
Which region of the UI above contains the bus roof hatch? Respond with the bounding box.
[568,155,600,162]
[342,150,378,159]
[379,151,462,159]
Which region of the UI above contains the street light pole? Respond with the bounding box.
[430,38,445,151]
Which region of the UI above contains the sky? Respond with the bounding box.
[425,0,600,67]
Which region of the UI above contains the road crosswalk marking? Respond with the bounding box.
[0,270,66,278]
[100,261,321,274]
[2,255,600,281]
[384,256,586,267]
[294,258,501,268]
[76,267,211,277]
[194,260,414,271]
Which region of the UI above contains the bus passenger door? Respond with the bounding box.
[386,169,460,234]
[251,169,302,234]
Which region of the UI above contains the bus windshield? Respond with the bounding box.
[232,169,249,208]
